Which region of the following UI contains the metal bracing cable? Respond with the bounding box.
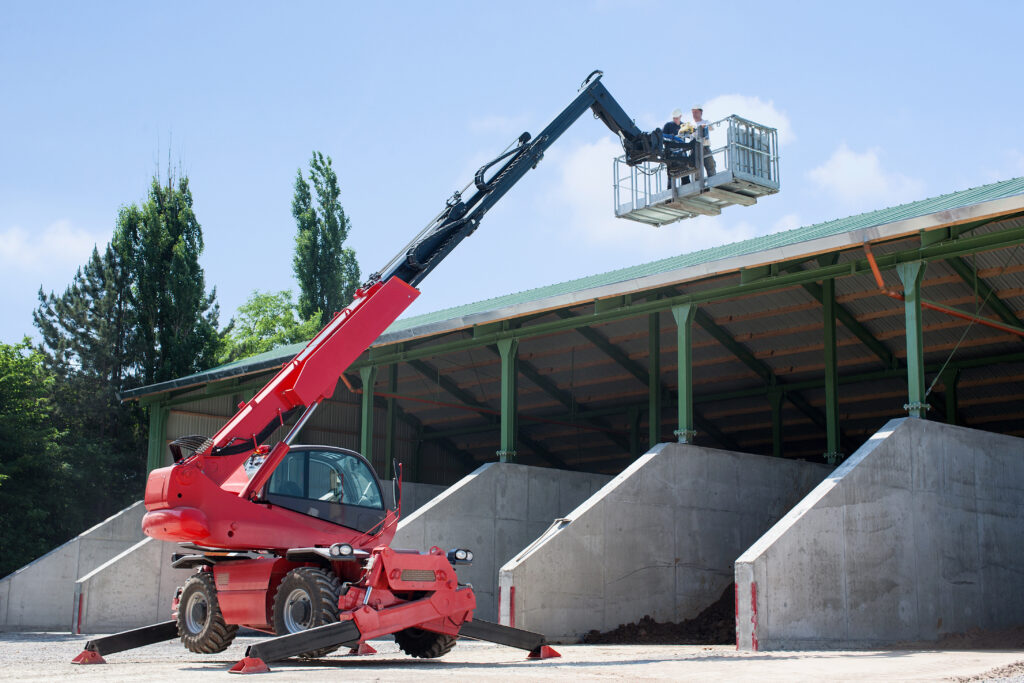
[924,243,1023,399]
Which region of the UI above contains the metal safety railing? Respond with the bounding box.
[613,115,779,218]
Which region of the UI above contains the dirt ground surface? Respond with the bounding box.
[2,632,1023,682]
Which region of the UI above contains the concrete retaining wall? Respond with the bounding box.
[0,501,146,631]
[736,418,1024,650]
[73,537,192,633]
[498,444,831,642]
[392,463,610,621]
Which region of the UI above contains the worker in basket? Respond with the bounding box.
[662,108,695,188]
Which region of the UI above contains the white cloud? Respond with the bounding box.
[468,114,529,137]
[544,136,768,258]
[808,143,925,207]
[0,220,105,272]
[773,213,802,232]
[701,94,795,146]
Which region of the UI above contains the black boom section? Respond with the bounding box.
[245,620,361,662]
[83,620,179,656]
[458,619,547,653]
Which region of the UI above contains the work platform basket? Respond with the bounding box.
[614,115,780,226]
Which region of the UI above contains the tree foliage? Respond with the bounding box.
[220,290,321,363]
[0,339,65,577]
[18,173,221,572]
[293,152,360,321]
[117,177,222,384]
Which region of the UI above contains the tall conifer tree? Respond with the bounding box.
[292,152,360,321]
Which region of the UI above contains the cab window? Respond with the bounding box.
[266,448,385,533]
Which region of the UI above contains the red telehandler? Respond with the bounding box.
[72,71,699,673]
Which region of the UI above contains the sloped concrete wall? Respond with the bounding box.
[736,418,1024,650]
[393,463,610,622]
[498,444,830,642]
[74,537,192,633]
[0,501,146,631]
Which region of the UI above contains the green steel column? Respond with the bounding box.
[360,365,377,459]
[383,365,398,479]
[768,389,784,458]
[897,261,929,418]
[822,277,842,464]
[146,403,169,473]
[672,303,697,443]
[496,337,519,462]
[941,367,959,425]
[648,312,662,447]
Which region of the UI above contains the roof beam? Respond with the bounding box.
[692,308,857,454]
[946,256,1024,330]
[483,346,633,454]
[407,358,572,469]
[779,263,897,369]
[555,310,739,451]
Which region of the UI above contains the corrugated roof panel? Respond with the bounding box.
[127,176,1024,398]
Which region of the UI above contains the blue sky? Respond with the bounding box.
[3,1,1023,344]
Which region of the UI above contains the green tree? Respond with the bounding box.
[293,152,360,321]
[0,339,65,577]
[117,176,223,385]
[220,290,322,363]
[33,244,147,526]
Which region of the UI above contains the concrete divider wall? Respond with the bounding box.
[74,537,192,633]
[392,462,610,621]
[0,501,146,631]
[498,444,831,642]
[736,418,1024,650]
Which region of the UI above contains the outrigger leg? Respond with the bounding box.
[71,620,179,665]
[228,618,559,674]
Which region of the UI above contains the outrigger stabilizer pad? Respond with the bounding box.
[348,642,377,655]
[71,649,106,665]
[228,657,271,675]
[528,645,562,659]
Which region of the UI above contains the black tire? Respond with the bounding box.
[394,627,456,659]
[271,567,343,658]
[177,571,238,654]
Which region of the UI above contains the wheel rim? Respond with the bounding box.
[184,591,209,634]
[283,588,313,632]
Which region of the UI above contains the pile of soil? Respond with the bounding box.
[583,583,734,645]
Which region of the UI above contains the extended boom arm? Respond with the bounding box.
[159,71,655,502]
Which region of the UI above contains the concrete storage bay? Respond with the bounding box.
[735,418,1024,650]
[498,443,830,642]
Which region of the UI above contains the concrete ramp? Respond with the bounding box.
[392,462,610,621]
[0,501,146,631]
[498,443,830,642]
[735,418,1024,650]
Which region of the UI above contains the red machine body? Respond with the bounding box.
[142,276,418,551]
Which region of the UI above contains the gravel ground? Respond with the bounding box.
[1,631,1023,682]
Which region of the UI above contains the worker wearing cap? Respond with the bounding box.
[689,104,716,179]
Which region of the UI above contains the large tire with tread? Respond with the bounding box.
[394,627,456,659]
[271,567,343,658]
[177,571,238,653]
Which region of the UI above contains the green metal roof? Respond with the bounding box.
[122,176,1024,399]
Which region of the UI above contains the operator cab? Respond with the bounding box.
[264,446,387,534]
